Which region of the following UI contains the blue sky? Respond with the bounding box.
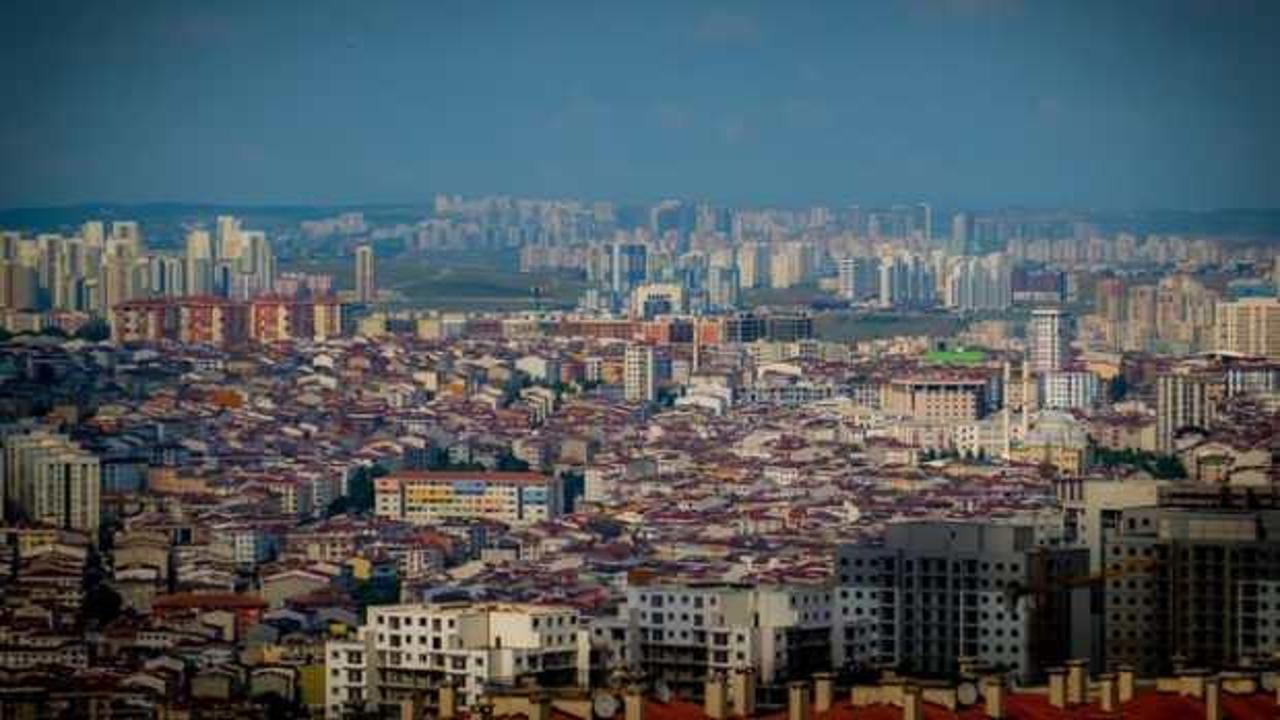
[2,0,1278,209]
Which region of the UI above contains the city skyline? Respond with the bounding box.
[4,3,1280,718]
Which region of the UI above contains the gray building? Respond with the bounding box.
[837,520,1090,682]
[1104,505,1280,675]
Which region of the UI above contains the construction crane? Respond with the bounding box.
[1005,555,1159,608]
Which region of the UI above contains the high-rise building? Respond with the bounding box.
[1104,505,1280,675]
[611,240,648,296]
[1215,297,1280,360]
[1124,285,1158,352]
[354,244,376,303]
[837,520,1089,682]
[878,252,935,309]
[769,241,810,289]
[949,212,972,256]
[943,254,1012,312]
[596,582,833,698]
[836,256,880,302]
[1155,370,1225,452]
[735,242,766,289]
[705,265,740,310]
[1156,274,1217,352]
[80,220,105,249]
[185,229,214,296]
[239,230,276,297]
[1029,308,1070,373]
[2,430,100,537]
[624,344,656,403]
[109,221,142,258]
[214,215,242,261]
[917,202,933,246]
[1040,370,1100,411]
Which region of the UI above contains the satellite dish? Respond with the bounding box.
[957,682,979,706]
[1262,673,1280,692]
[655,680,672,703]
[593,692,621,719]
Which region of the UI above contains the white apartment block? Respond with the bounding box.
[592,582,834,700]
[2,430,100,536]
[325,602,587,720]
[624,344,656,403]
[1040,370,1101,411]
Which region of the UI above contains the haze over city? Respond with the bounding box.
[3,0,1280,209]
[2,3,1280,720]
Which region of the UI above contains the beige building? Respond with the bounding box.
[1215,297,1280,359]
[2,431,100,537]
[884,377,990,422]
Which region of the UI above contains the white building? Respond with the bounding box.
[624,344,656,403]
[2,430,100,536]
[1029,307,1070,373]
[1040,370,1100,410]
[592,582,834,699]
[325,602,587,719]
[355,244,375,303]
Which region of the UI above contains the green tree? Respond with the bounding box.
[74,318,111,342]
[345,465,388,514]
[496,453,531,472]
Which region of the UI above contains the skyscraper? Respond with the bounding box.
[611,240,648,296]
[185,229,214,296]
[949,212,972,256]
[1029,308,1070,373]
[624,344,656,403]
[355,244,376,303]
[878,252,935,309]
[215,215,242,261]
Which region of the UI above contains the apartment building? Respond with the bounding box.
[594,581,834,700]
[1155,370,1226,452]
[1104,506,1280,675]
[374,472,563,527]
[1,430,100,536]
[884,377,993,422]
[1216,297,1280,360]
[624,344,656,403]
[325,602,585,719]
[1040,370,1101,411]
[837,520,1090,682]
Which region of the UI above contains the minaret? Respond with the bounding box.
[693,320,702,374]
[1021,356,1032,439]
[1002,360,1012,460]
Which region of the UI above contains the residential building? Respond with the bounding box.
[2,431,100,536]
[597,581,833,699]
[326,602,585,719]
[1155,370,1226,452]
[374,472,564,526]
[1104,506,1280,675]
[625,344,657,403]
[355,244,376,303]
[1216,297,1280,359]
[1029,308,1070,373]
[837,520,1090,682]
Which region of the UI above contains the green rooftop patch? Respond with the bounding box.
[923,348,987,365]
